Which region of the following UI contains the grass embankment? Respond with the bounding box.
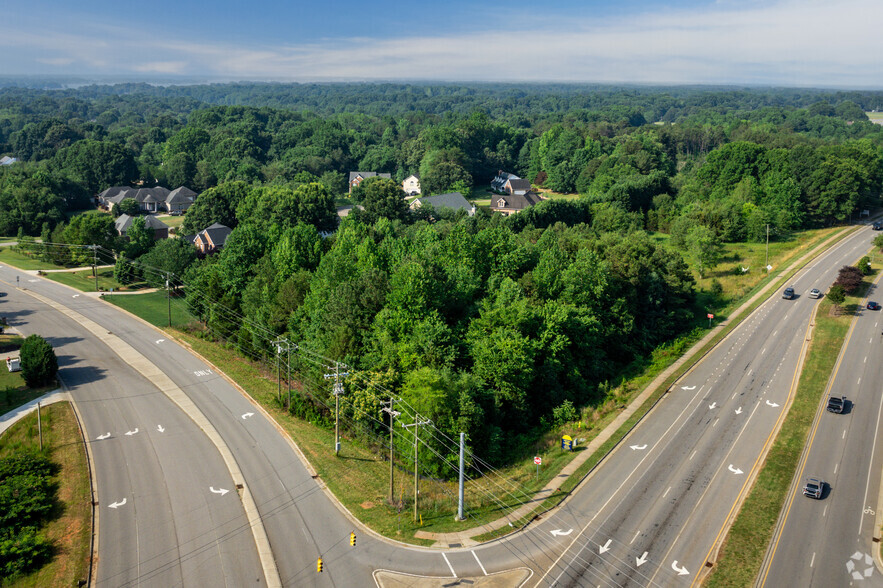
[43,268,146,293]
[0,249,65,272]
[104,290,193,329]
[93,226,853,544]
[0,402,91,588]
[706,284,867,586]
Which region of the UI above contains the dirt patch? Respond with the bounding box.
[360,500,375,509]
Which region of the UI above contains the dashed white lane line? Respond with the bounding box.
[663,486,671,498]
[471,551,488,575]
[843,430,847,439]
[690,450,697,460]
[442,553,456,577]
[834,463,838,474]
[811,552,816,568]
[630,530,640,545]
[823,505,828,517]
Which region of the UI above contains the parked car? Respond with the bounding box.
[826,395,846,413]
[803,477,824,499]
[868,301,881,311]
[808,288,821,299]
[782,287,795,300]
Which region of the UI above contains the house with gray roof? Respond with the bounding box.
[348,171,391,194]
[114,214,169,240]
[99,185,195,214]
[410,192,476,216]
[505,178,532,195]
[192,223,233,255]
[0,156,17,166]
[491,170,520,192]
[490,191,541,216]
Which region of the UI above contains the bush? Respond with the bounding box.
[834,265,863,293]
[552,400,579,426]
[828,283,846,305]
[859,256,873,276]
[0,527,54,580]
[19,334,58,388]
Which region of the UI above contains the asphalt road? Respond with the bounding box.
[0,277,264,586]
[524,226,879,587]
[2,225,880,587]
[758,274,883,587]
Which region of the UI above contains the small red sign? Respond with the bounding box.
[534,456,542,465]
[707,313,714,319]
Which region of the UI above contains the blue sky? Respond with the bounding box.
[1,0,881,87]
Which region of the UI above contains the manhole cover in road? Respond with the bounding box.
[846,552,875,580]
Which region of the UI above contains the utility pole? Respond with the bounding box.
[457,432,465,521]
[274,338,283,405]
[765,224,770,272]
[274,338,291,407]
[37,401,43,451]
[381,399,400,505]
[165,273,171,327]
[323,362,349,455]
[401,414,431,523]
[92,245,98,292]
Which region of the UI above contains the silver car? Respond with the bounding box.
[803,477,824,499]
[808,288,821,299]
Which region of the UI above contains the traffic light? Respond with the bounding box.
[350,532,356,547]
[317,557,323,572]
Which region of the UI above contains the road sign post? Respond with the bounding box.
[534,455,542,479]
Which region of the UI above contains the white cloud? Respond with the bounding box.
[1,0,881,86]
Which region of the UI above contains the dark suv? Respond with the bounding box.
[826,395,846,413]
[782,287,795,300]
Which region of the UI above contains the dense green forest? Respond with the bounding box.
[4,82,883,470]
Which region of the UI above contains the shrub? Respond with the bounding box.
[19,334,58,388]
[0,527,54,580]
[828,283,846,306]
[859,256,873,276]
[552,400,579,426]
[834,265,863,293]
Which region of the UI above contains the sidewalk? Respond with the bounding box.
[416,226,859,547]
[0,389,70,437]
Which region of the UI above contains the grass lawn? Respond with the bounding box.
[156,214,186,230]
[0,402,91,588]
[706,278,869,586]
[103,290,196,329]
[866,112,883,123]
[0,334,56,415]
[44,267,147,293]
[0,248,67,271]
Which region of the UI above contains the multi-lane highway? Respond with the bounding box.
[2,223,880,587]
[759,274,883,587]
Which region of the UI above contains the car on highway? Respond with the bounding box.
[873,221,882,230]
[782,287,795,300]
[868,301,881,311]
[826,395,846,413]
[803,477,824,499]
[808,288,821,299]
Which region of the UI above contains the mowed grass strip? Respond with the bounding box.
[0,248,65,271]
[706,296,855,586]
[43,267,144,293]
[104,290,194,328]
[0,403,92,588]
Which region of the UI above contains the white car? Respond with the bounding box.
[808,288,821,299]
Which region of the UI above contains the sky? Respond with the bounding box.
[1,0,882,88]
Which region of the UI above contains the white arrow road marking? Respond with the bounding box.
[672,561,689,576]
[630,444,647,451]
[550,529,573,537]
[209,487,229,496]
[766,400,780,407]
[108,498,127,509]
[96,432,111,440]
[708,402,717,409]
[156,425,165,433]
[156,339,165,344]
[72,294,80,298]
[241,412,254,420]
[681,385,696,390]
[728,464,744,475]
[636,552,649,567]
[125,428,139,436]
[599,539,612,554]
[28,279,38,282]
[735,407,743,415]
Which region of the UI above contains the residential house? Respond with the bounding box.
[0,156,17,166]
[99,185,195,214]
[114,214,169,240]
[504,178,531,195]
[490,191,541,216]
[491,170,520,192]
[410,192,475,216]
[348,171,391,194]
[402,174,421,195]
[191,223,233,255]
